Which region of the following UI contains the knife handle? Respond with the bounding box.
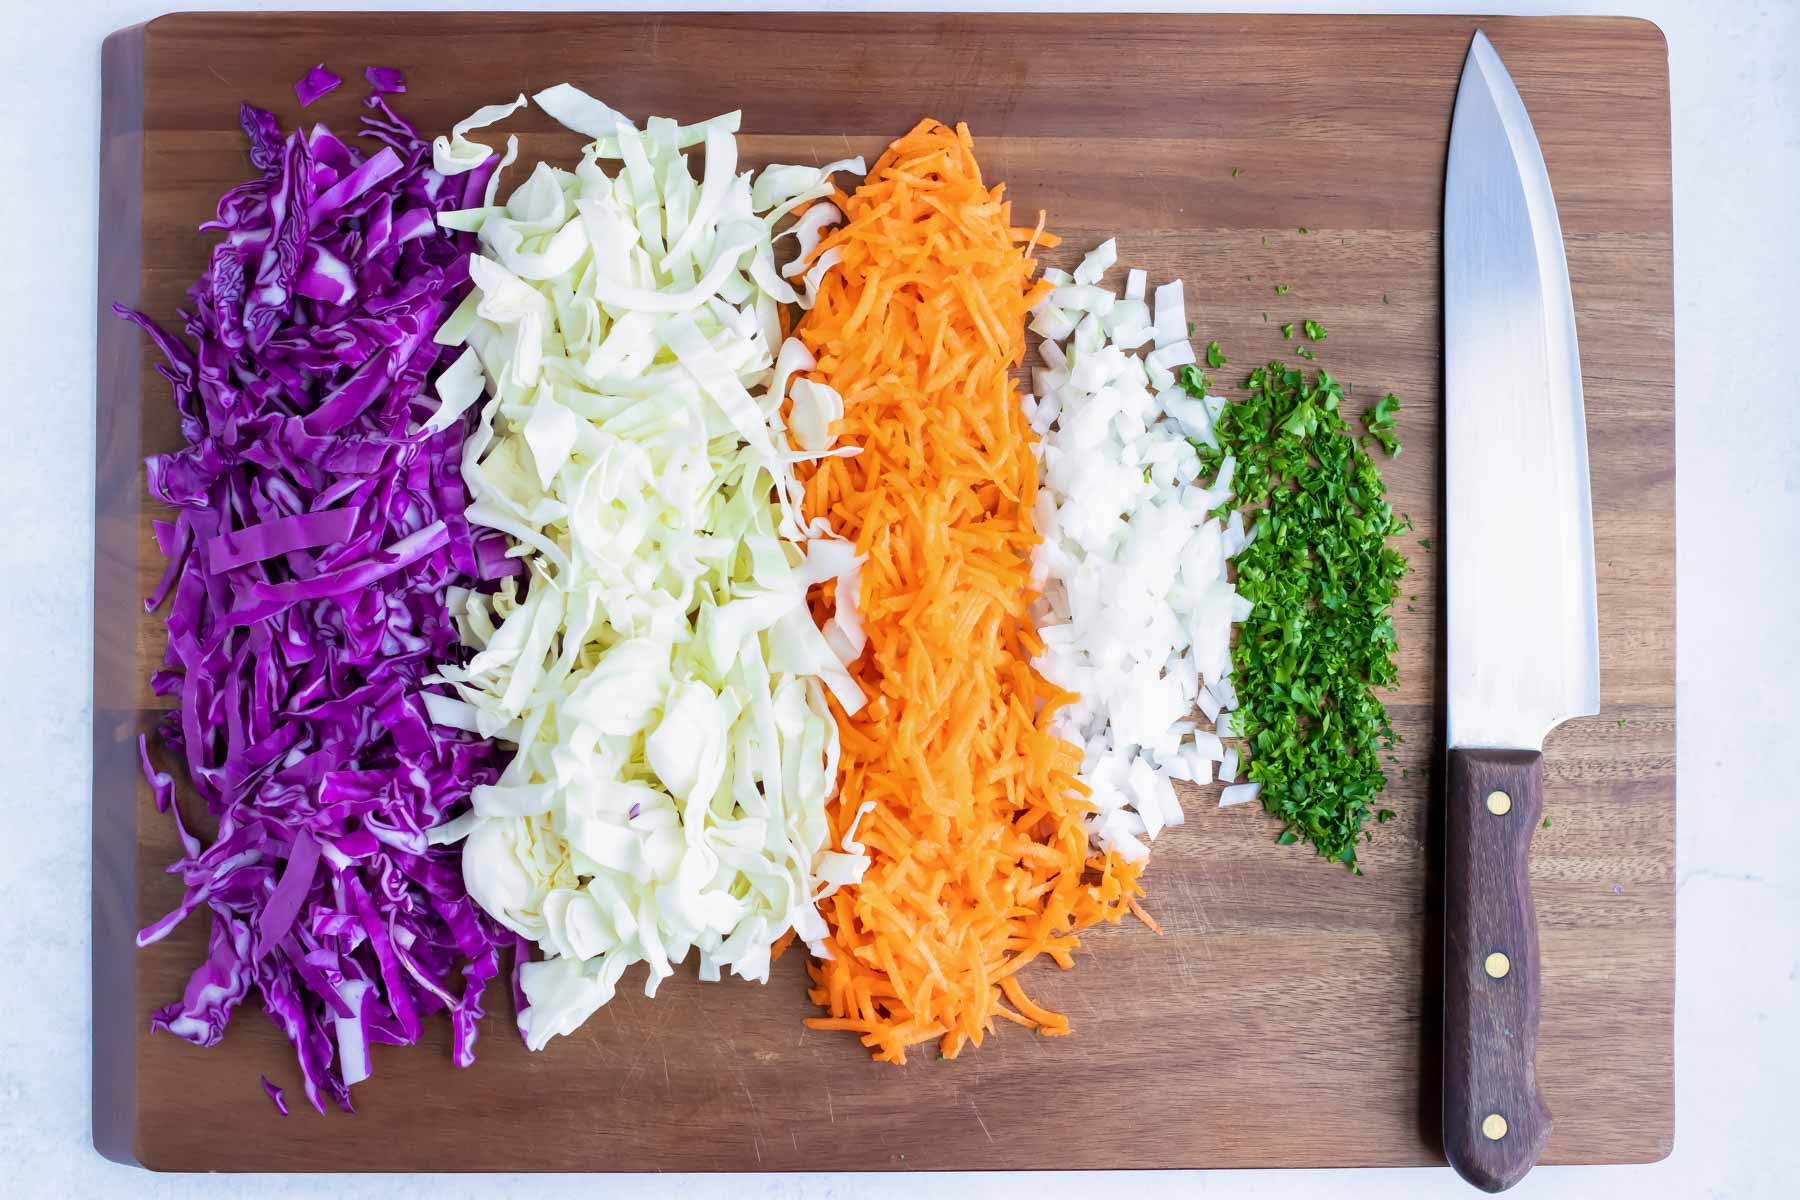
[1443,748,1552,1192]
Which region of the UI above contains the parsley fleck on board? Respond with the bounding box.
[1183,356,1408,870]
[1362,392,1401,455]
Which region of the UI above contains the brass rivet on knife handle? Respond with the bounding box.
[1444,748,1552,1192]
[1485,790,1512,815]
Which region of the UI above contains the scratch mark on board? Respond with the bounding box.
[971,1101,995,1144]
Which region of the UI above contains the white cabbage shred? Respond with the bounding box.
[426,87,868,1048]
[1026,239,1250,862]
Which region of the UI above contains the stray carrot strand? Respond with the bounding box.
[1128,897,1164,936]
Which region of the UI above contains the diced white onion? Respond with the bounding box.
[1073,238,1118,285]
[1152,279,1186,347]
[1219,782,1262,808]
[1028,242,1244,860]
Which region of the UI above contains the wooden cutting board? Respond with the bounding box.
[94,12,1674,1173]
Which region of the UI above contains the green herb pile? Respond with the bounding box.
[1178,356,1408,870]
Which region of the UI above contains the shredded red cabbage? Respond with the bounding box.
[364,66,406,95]
[119,84,510,1114]
[261,1074,290,1116]
[294,63,343,107]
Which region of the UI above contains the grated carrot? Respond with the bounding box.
[1128,897,1164,936]
[795,119,1142,1064]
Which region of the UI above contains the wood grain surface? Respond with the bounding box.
[93,11,1675,1173]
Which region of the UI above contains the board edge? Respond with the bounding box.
[1619,14,1675,1163]
[94,17,148,1171]
[102,9,1681,1172]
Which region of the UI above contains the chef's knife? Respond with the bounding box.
[1442,29,1599,1194]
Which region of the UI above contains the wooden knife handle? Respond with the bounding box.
[1443,748,1552,1192]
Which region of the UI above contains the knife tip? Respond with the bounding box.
[1462,27,1507,86]
[1466,27,1495,66]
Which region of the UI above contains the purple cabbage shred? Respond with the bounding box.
[119,83,512,1114]
[261,1074,290,1116]
[364,66,407,95]
[294,63,343,107]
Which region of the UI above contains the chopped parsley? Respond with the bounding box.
[1542,816,1552,829]
[1280,323,1295,340]
[1295,347,1316,360]
[1232,167,1243,178]
[1303,319,1328,341]
[1382,293,1390,305]
[1184,358,1408,870]
[1298,227,1310,234]
[1361,392,1401,455]
[1275,283,1289,296]
[1205,340,1227,369]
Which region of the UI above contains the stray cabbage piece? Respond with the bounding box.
[365,66,406,95]
[120,86,508,1113]
[293,63,342,106]
[427,86,871,1048]
[432,93,528,177]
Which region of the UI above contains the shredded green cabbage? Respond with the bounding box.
[428,87,868,1048]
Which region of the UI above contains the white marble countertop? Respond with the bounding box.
[2,1,1793,1196]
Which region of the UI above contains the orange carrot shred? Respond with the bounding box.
[795,119,1143,1065]
[1128,898,1164,936]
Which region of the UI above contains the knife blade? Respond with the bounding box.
[1441,28,1599,1194]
